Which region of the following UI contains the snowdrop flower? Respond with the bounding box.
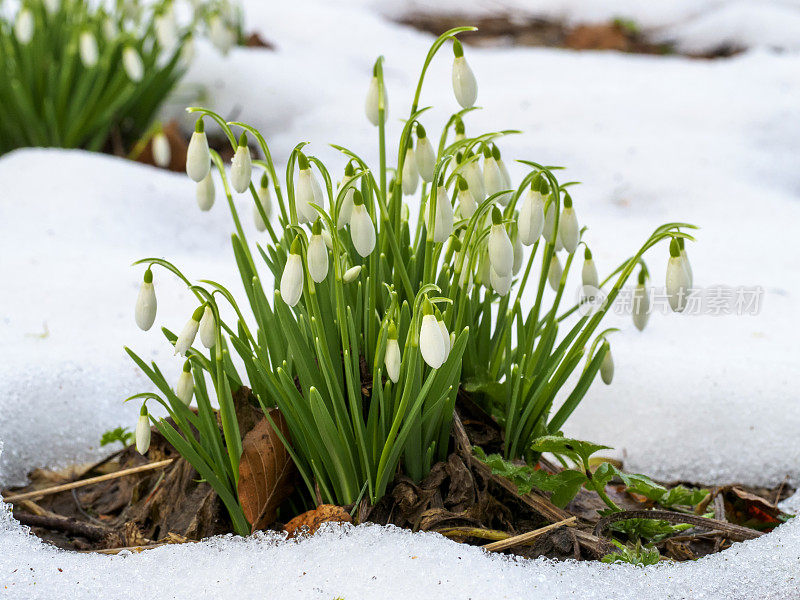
[385,323,401,383]
[152,131,170,168]
[337,163,356,229]
[430,183,454,243]
[666,238,690,312]
[135,268,157,331]
[343,265,362,283]
[79,30,98,68]
[436,308,451,360]
[135,405,150,455]
[199,305,216,349]
[295,154,322,223]
[490,267,512,296]
[462,151,485,205]
[209,15,235,55]
[582,247,599,291]
[122,45,144,82]
[488,207,513,277]
[174,305,204,356]
[633,269,650,331]
[558,195,580,254]
[365,69,388,126]
[401,140,419,196]
[476,250,491,289]
[280,237,304,307]
[543,197,557,245]
[14,9,33,45]
[512,227,523,275]
[196,171,215,211]
[186,119,210,182]
[518,184,545,246]
[415,124,436,183]
[322,229,333,250]
[451,39,477,109]
[230,133,252,194]
[678,238,693,289]
[494,147,513,206]
[307,220,329,283]
[155,9,178,51]
[454,118,466,142]
[600,342,614,385]
[254,173,272,231]
[483,146,504,200]
[547,254,562,291]
[180,35,195,65]
[350,190,376,257]
[176,360,194,406]
[456,176,476,219]
[44,0,59,14]
[419,299,446,369]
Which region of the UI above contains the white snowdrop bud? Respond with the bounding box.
[307,222,329,283]
[518,186,545,245]
[600,342,614,385]
[365,72,388,126]
[254,173,272,231]
[14,9,33,44]
[666,239,690,312]
[295,154,321,223]
[155,10,178,51]
[451,39,477,109]
[122,45,144,82]
[350,191,376,257]
[456,177,476,219]
[135,268,157,331]
[558,196,580,254]
[176,361,194,406]
[490,266,512,296]
[488,207,513,277]
[337,164,356,229]
[280,238,304,307]
[436,309,451,360]
[633,270,650,331]
[419,300,446,369]
[199,305,216,349]
[483,146,504,200]
[495,148,513,206]
[415,124,436,183]
[196,171,215,211]
[174,305,204,356]
[230,133,252,194]
[582,248,599,291]
[512,228,523,275]
[463,153,485,205]
[322,229,333,250]
[135,405,151,455]
[79,30,98,67]
[548,254,562,291]
[44,0,59,14]
[343,265,362,283]
[543,197,557,245]
[209,15,235,54]
[152,131,171,168]
[430,184,454,243]
[385,323,401,383]
[678,238,693,289]
[186,119,210,182]
[102,17,116,41]
[402,143,419,196]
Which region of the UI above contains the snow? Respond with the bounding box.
[2,0,800,596]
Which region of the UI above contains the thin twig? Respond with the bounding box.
[482,517,577,552]
[3,459,174,503]
[13,512,108,541]
[594,509,762,542]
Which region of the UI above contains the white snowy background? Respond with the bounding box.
[1,0,799,598]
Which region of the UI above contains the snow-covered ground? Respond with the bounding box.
[1,0,800,597]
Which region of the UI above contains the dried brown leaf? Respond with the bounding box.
[283,504,351,538]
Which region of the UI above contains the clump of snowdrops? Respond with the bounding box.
[0,0,242,155]
[126,28,696,535]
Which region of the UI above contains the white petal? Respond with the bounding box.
[199,306,216,348]
[402,148,419,196]
[186,131,210,182]
[465,162,485,205]
[681,250,693,289]
[547,254,562,291]
[280,253,304,307]
[135,282,157,331]
[79,31,98,67]
[295,169,315,223]
[135,414,151,455]
[458,189,477,219]
[483,157,504,199]
[558,207,580,254]
[365,77,387,126]
[518,190,544,245]
[490,266,512,296]
[176,371,194,406]
[174,317,200,356]
[497,159,513,206]
[311,170,326,216]
[337,188,354,229]
[632,284,650,331]
[254,184,271,231]
[666,256,690,312]
[415,137,436,183]
[431,186,454,243]
[230,146,252,194]
[351,204,376,257]
[600,349,614,385]
[307,234,329,283]
[385,339,401,383]
[420,315,446,369]
[582,259,599,290]
[543,200,557,244]
[122,46,143,82]
[152,133,171,168]
[452,56,477,109]
[488,224,513,277]
[196,172,215,211]
[512,232,523,275]
[343,265,362,283]
[438,320,451,360]
[14,10,33,44]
